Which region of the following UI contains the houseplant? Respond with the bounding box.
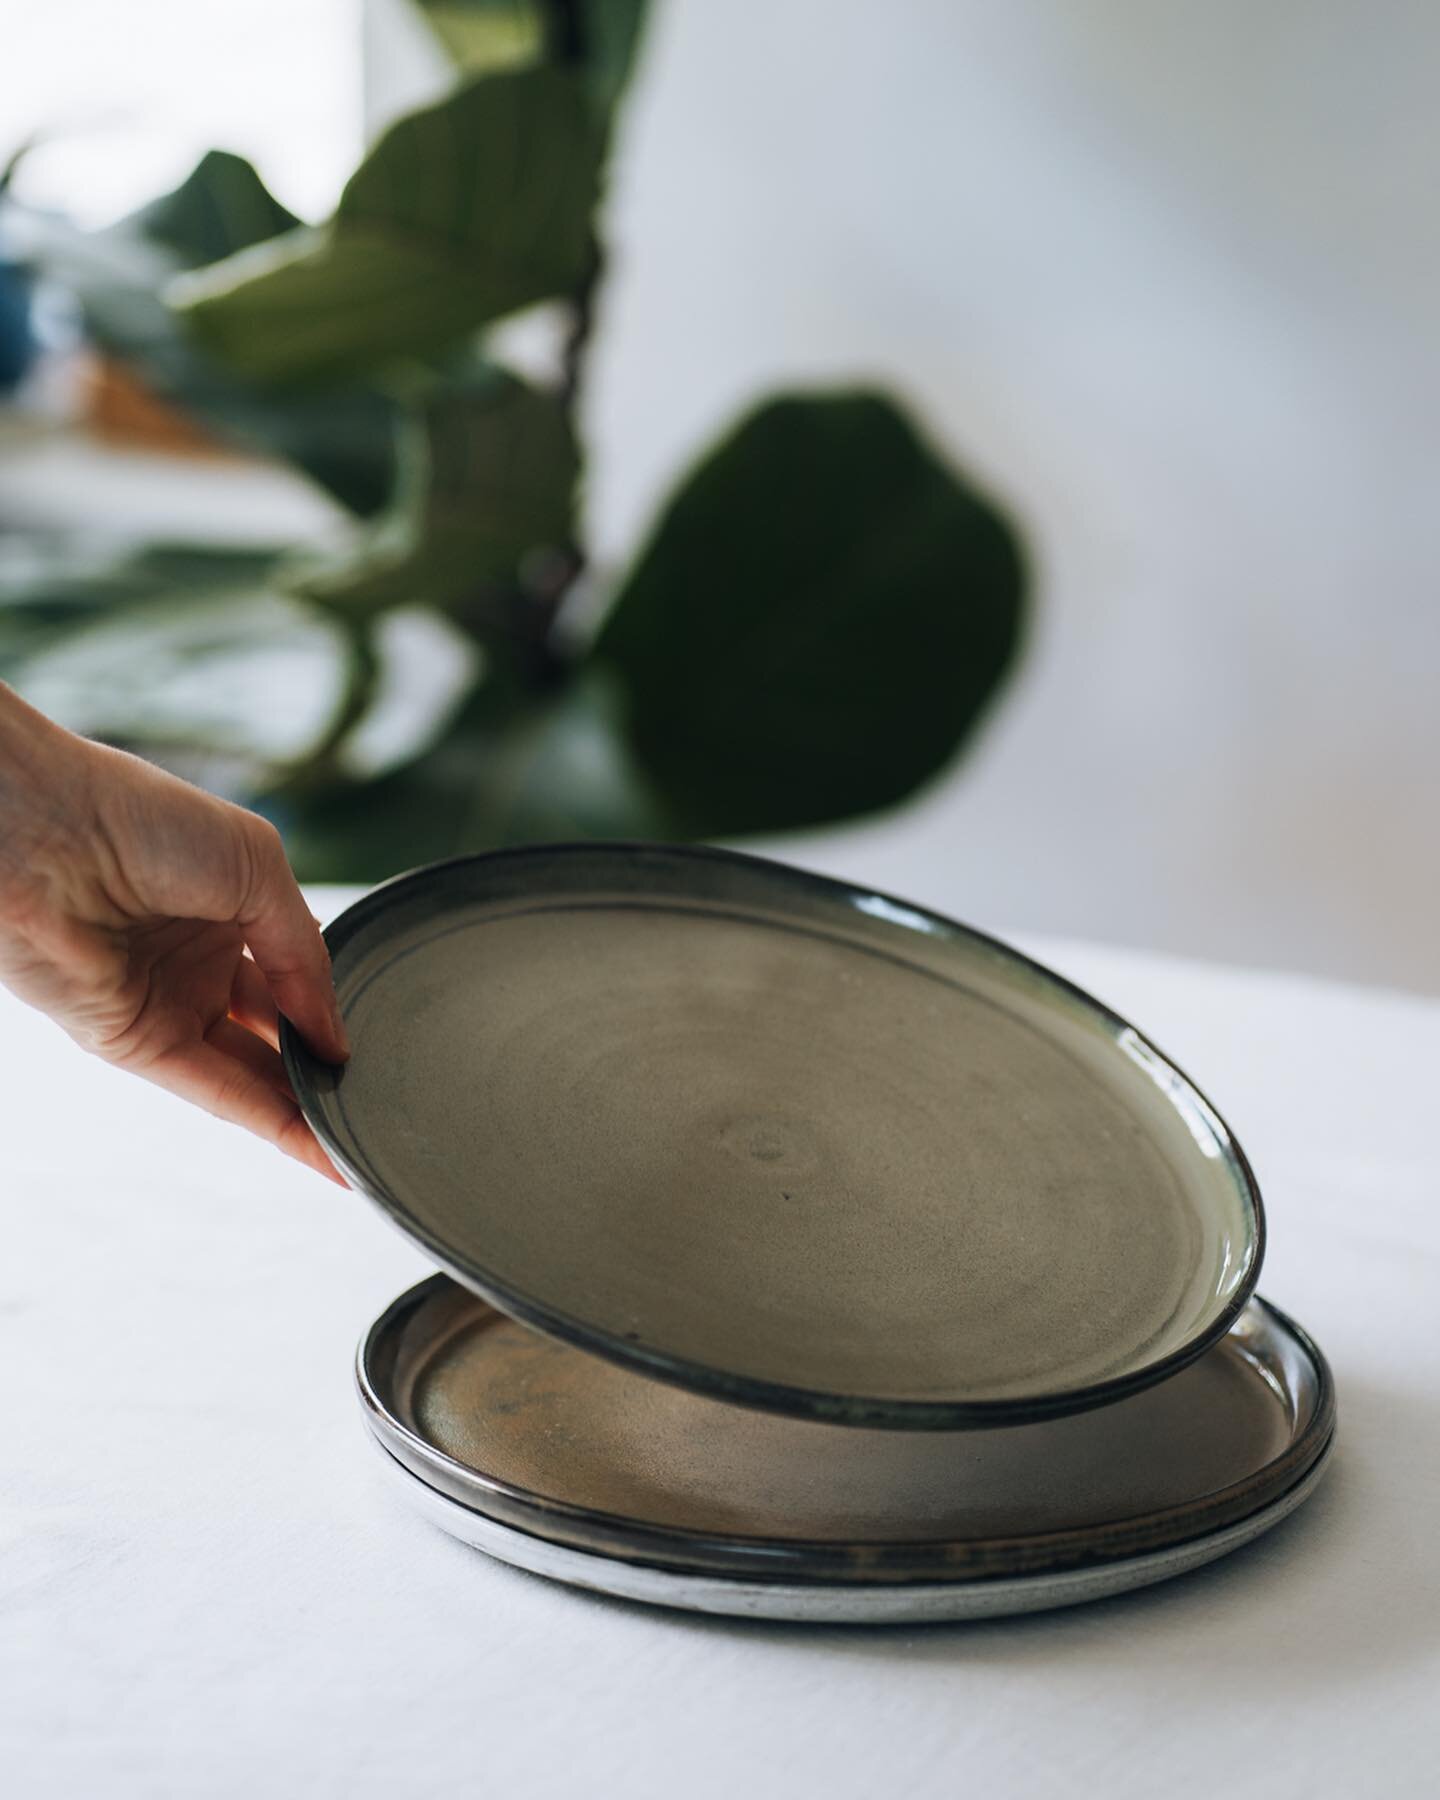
[1,0,1026,880]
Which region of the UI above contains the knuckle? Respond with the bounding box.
[246,813,285,865]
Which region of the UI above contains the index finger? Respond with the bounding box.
[238,818,350,1065]
[147,1035,349,1186]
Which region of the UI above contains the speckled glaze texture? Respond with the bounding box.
[360,1277,1334,1609]
[286,843,1265,1427]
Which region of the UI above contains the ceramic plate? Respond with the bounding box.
[360,1276,1334,1618]
[287,843,1264,1426]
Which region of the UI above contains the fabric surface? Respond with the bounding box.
[2,889,1436,1797]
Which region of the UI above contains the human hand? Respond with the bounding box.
[0,685,348,1183]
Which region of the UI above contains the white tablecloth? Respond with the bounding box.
[3,896,1437,1797]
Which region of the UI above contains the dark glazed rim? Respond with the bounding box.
[356,1276,1335,1586]
[284,840,1267,1429]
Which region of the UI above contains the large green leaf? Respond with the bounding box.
[575,0,650,108]
[591,391,1027,837]
[173,68,606,387]
[295,365,578,622]
[414,0,649,110]
[412,0,545,78]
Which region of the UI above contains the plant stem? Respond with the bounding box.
[542,0,585,63]
[270,603,381,796]
[540,0,603,646]
[558,233,600,424]
[545,0,597,424]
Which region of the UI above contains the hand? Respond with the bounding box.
[0,685,349,1183]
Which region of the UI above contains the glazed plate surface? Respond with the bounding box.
[359,1274,1334,1616]
[288,845,1264,1427]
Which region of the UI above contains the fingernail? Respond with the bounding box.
[331,996,351,1059]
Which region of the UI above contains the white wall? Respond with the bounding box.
[584,1,1440,992]
[2,0,361,224]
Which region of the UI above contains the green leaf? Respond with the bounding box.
[80,277,399,516]
[412,0,546,78]
[16,155,399,514]
[272,665,663,882]
[576,0,650,108]
[0,540,285,660]
[592,391,1027,837]
[210,386,399,517]
[413,0,649,110]
[123,149,301,269]
[296,365,578,620]
[0,542,351,786]
[173,68,606,386]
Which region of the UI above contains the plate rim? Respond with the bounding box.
[371,1435,1335,1621]
[286,840,1267,1428]
[356,1275,1334,1585]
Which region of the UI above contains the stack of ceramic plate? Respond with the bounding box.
[284,844,1335,1623]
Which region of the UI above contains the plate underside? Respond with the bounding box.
[292,845,1264,1426]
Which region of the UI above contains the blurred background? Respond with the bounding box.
[2,0,1436,993]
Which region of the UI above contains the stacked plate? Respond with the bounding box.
[284,844,1335,1623]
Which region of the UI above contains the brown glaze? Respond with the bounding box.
[361,1276,1333,1584]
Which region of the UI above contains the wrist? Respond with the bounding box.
[0,685,94,906]
[0,682,72,788]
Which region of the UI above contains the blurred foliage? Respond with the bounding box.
[1,0,1028,882]
[0,539,350,781]
[17,151,399,514]
[416,0,650,107]
[175,68,606,386]
[297,362,581,620]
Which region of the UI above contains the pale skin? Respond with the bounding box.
[0,682,349,1183]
